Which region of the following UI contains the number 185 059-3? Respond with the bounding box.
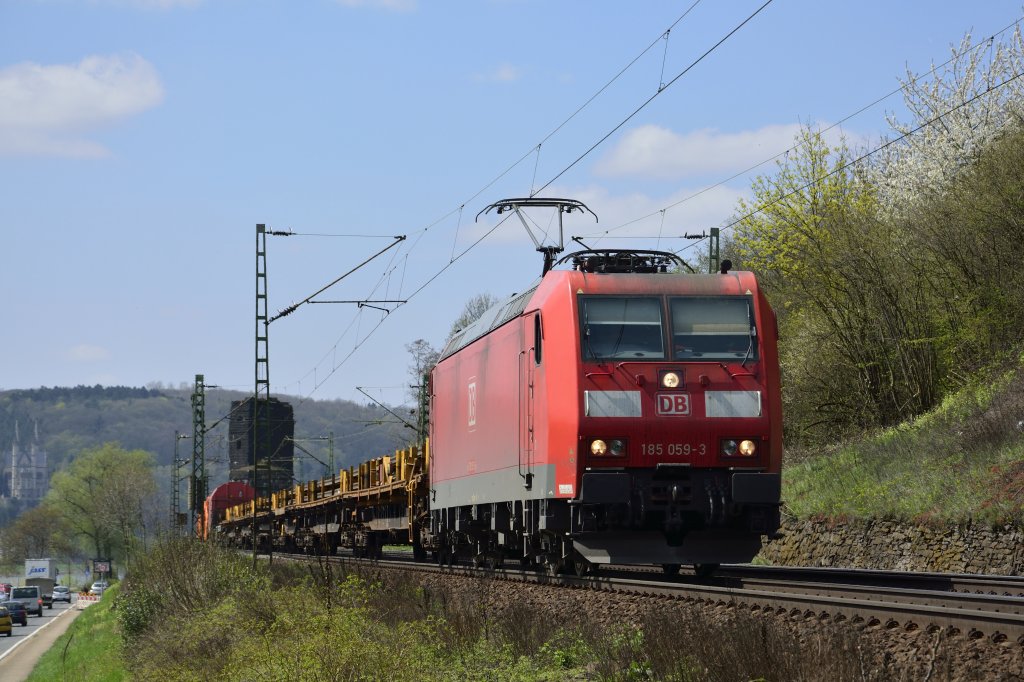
[640,443,706,456]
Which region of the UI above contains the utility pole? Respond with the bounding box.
[171,431,190,532]
[248,226,404,565]
[190,374,206,536]
[708,227,720,274]
[253,224,270,566]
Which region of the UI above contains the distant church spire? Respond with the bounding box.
[9,418,47,503]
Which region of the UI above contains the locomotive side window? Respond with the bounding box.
[534,313,542,365]
[670,296,757,360]
[580,296,665,360]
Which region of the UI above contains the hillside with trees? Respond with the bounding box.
[727,30,1024,522]
[0,384,410,527]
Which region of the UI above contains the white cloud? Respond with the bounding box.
[334,0,417,11]
[473,63,522,83]
[68,345,110,362]
[594,123,867,180]
[0,53,164,157]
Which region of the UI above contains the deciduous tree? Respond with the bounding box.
[47,442,157,565]
[0,503,74,563]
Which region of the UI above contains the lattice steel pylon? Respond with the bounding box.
[253,224,270,563]
[171,430,182,531]
[190,374,206,536]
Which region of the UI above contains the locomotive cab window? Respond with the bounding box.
[670,296,757,360]
[580,296,665,360]
[534,313,543,365]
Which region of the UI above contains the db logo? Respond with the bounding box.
[656,393,691,416]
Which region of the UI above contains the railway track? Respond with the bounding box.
[275,551,1024,644]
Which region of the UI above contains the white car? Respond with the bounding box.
[89,581,109,596]
[52,585,72,603]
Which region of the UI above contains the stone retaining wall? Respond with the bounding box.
[758,517,1024,574]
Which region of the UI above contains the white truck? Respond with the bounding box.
[24,559,58,609]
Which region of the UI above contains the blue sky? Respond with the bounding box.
[2,0,1021,408]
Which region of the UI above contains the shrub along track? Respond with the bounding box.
[273,551,1024,679]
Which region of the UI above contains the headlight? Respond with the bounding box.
[590,439,626,456]
[660,371,681,389]
[721,439,758,457]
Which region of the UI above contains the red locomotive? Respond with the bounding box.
[199,482,255,540]
[430,204,781,575]
[212,199,782,577]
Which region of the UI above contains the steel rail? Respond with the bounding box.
[272,551,1024,644]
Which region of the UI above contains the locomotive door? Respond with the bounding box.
[518,314,537,490]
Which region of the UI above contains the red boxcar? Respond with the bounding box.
[200,482,255,540]
[429,250,782,575]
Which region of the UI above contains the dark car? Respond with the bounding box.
[1,600,27,626]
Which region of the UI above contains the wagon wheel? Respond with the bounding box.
[662,563,680,576]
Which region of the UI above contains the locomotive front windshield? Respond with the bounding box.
[581,297,665,360]
[670,296,757,361]
[580,295,757,361]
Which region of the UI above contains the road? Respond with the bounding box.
[0,597,83,681]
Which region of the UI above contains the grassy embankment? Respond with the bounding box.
[783,364,1024,524]
[28,585,125,682]
[30,536,908,682]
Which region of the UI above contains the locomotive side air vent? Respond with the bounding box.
[556,249,686,274]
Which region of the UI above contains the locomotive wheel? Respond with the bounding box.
[573,558,590,577]
[545,558,562,577]
[694,563,719,578]
[662,564,680,576]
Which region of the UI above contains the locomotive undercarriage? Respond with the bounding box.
[426,467,780,576]
[218,468,777,578]
[428,499,579,575]
[572,467,780,570]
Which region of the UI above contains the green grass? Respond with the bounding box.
[28,585,127,682]
[106,538,902,681]
[783,367,1024,523]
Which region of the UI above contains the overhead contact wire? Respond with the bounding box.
[582,15,1024,243]
[534,0,775,195]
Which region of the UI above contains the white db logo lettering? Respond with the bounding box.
[468,382,477,427]
[657,394,690,415]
